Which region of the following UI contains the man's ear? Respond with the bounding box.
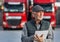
[32,13,34,17]
[42,11,44,14]
[31,12,36,18]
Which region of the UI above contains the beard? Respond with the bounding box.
[35,16,43,21]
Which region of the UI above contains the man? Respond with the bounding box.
[21,5,53,42]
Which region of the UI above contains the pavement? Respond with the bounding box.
[54,28,60,42]
[0,30,22,42]
[0,26,59,42]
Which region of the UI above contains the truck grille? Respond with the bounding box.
[43,19,50,22]
[7,19,21,26]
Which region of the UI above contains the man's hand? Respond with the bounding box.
[34,34,43,42]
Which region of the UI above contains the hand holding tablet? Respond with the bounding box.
[34,30,48,42]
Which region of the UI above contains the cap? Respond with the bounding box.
[32,5,44,12]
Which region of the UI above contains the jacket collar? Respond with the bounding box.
[31,19,43,25]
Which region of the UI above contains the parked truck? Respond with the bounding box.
[29,0,58,29]
[3,0,27,29]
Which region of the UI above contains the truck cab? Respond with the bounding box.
[3,0,27,29]
[29,0,57,29]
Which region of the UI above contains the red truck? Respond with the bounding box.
[3,0,27,30]
[29,0,57,29]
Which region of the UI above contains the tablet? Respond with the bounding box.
[35,30,48,39]
[34,30,48,42]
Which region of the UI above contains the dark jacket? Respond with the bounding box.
[22,20,53,42]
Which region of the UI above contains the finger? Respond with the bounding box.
[40,34,43,37]
[34,35,38,40]
[36,34,39,39]
[36,35,43,42]
[34,35,36,39]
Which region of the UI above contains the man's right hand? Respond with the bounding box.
[34,34,43,42]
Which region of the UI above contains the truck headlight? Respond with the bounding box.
[21,22,26,27]
[51,21,55,25]
[6,13,9,16]
[3,22,7,25]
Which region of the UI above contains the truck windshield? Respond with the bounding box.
[34,4,52,12]
[4,3,24,12]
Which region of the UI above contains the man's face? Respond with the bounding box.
[32,11,44,21]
